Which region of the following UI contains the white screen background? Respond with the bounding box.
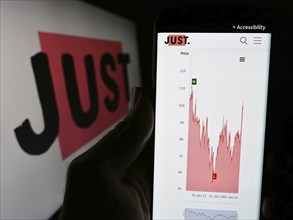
[153,33,271,220]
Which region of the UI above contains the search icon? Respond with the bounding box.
[240,36,247,44]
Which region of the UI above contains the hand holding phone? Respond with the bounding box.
[57,4,293,220]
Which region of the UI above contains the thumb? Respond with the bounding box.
[93,86,154,171]
[61,87,154,220]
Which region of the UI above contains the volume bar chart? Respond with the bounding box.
[184,208,238,220]
[186,91,243,193]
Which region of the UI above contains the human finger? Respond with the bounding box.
[60,87,154,220]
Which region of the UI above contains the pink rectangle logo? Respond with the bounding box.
[38,32,129,159]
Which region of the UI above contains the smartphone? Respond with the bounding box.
[152,5,273,220]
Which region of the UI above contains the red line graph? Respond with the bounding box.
[186,91,243,193]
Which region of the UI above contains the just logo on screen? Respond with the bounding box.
[14,32,131,159]
[164,35,189,46]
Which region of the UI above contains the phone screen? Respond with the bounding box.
[152,31,271,219]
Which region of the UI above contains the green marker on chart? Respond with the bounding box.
[192,78,197,85]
